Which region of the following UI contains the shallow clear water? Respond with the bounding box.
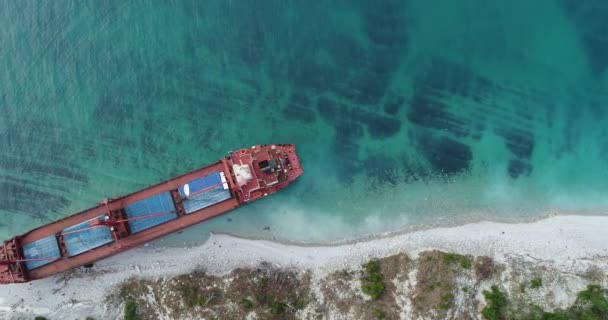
[1,0,607,242]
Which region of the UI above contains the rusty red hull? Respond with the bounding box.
[0,144,303,284]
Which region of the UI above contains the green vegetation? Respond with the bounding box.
[34,317,48,320]
[482,284,608,320]
[373,309,386,319]
[124,298,137,320]
[482,285,508,320]
[240,298,254,310]
[177,283,220,308]
[442,253,472,269]
[361,260,385,300]
[255,293,294,315]
[439,292,455,310]
[253,292,287,314]
[269,298,286,314]
[571,285,608,318]
[530,277,543,289]
[178,283,205,307]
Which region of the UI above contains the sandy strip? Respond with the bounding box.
[0,214,607,319]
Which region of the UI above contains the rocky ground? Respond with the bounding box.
[114,249,607,319]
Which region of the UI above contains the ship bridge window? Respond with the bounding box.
[124,192,177,234]
[63,215,114,257]
[22,236,61,270]
[179,172,231,214]
[259,160,277,172]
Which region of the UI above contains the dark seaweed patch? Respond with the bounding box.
[317,97,401,139]
[327,33,369,69]
[0,129,75,165]
[408,93,470,137]
[384,94,405,115]
[335,122,364,140]
[0,182,68,218]
[333,133,360,185]
[494,127,535,159]
[374,47,403,73]
[417,58,477,97]
[367,118,401,139]
[94,92,136,124]
[288,92,310,107]
[418,135,473,175]
[0,156,87,183]
[361,0,408,47]
[348,71,390,105]
[507,159,533,179]
[364,154,399,185]
[560,1,608,74]
[289,58,340,94]
[406,58,497,138]
[282,105,316,123]
[0,175,68,194]
[316,97,341,121]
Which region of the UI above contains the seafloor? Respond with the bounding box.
[0,0,607,241]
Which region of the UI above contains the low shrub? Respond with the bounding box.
[481,284,608,320]
[361,260,385,300]
[530,277,543,289]
[373,309,386,319]
[481,285,508,320]
[124,298,137,320]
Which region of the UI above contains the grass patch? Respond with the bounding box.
[481,285,508,320]
[124,298,137,320]
[530,277,543,289]
[269,298,286,314]
[178,283,205,307]
[439,292,454,310]
[361,260,385,300]
[116,268,310,319]
[413,251,461,318]
[442,253,472,269]
[460,258,472,269]
[570,284,608,318]
[482,284,608,320]
[240,298,254,310]
[373,309,386,319]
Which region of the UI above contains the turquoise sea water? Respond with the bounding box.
[1,1,607,242]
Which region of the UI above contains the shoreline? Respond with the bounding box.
[1,214,607,318]
[154,209,607,248]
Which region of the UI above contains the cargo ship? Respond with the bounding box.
[0,144,303,284]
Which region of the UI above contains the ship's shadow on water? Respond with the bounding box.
[1,0,608,239]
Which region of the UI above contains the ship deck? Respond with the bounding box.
[1,144,302,284]
[20,161,239,280]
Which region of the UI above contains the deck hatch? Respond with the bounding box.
[22,236,60,270]
[178,172,231,214]
[125,192,177,234]
[63,215,114,257]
